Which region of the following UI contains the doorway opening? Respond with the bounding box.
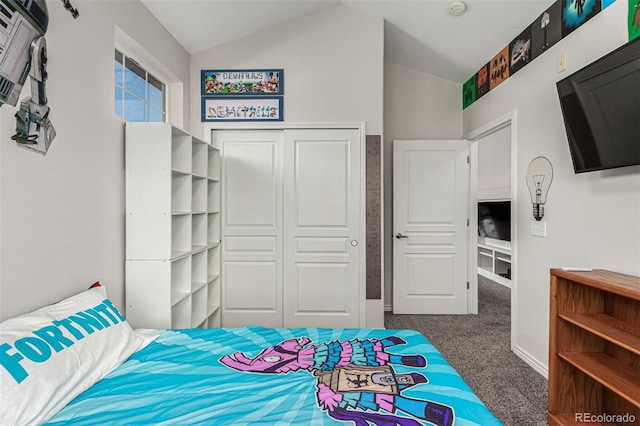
[466,111,517,352]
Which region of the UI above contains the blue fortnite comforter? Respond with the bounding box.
[46,327,502,425]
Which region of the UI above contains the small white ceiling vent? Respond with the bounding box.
[448,1,467,16]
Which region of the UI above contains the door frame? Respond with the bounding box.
[465,110,517,352]
[207,122,367,327]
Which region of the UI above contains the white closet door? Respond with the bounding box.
[283,128,362,327]
[216,130,283,327]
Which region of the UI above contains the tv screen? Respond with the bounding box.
[478,201,510,242]
[556,38,640,173]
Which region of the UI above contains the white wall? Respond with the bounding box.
[0,0,190,320]
[383,62,463,307]
[464,0,640,373]
[477,125,511,201]
[190,5,385,326]
[190,4,384,138]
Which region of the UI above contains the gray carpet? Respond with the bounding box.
[384,276,548,426]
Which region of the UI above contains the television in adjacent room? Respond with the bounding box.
[477,200,511,242]
[556,37,640,174]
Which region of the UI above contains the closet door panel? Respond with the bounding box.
[217,131,283,327]
[284,128,362,328]
[294,141,349,228]
[223,143,278,231]
[224,261,278,309]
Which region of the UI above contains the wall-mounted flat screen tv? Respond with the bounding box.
[556,38,640,173]
[478,201,510,242]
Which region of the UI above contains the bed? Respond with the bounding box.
[1,285,502,426]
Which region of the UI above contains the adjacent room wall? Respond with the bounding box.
[463,0,639,373]
[0,0,190,320]
[477,125,511,201]
[383,62,463,308]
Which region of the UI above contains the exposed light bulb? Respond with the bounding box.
[526,157,553,221]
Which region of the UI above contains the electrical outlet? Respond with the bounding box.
[557,53,567,73]
[531,220,547,237]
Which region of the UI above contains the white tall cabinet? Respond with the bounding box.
[125,123,221,329]
[214,127,364,329]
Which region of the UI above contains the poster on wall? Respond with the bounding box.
[509,26,532,75]
[561,0,601,37]
[531,1,562,60]
[201,69,283,96]
[489,46,510,90]
[462,75,477,109]
[201,97,283,122]
[630,0,640,41]
[476,63,490,99]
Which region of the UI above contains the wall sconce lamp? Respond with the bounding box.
[526,156,553,221]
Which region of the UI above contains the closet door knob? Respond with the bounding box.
[395,233,409,239]
[351,240,358,247]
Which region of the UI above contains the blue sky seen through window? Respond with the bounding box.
[115,50,165,122]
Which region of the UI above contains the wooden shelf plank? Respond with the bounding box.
[558,352,640,409]
[559,313,640,356]
[550,269,640,301]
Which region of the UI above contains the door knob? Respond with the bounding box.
[395,233,409,239]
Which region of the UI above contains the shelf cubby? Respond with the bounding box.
[170,256,191,306]
[192,213,208,250]
[208,180,220,213]
[171,214,192,258]
[192,176,207,213]
[191,286,208,328]
[477,238,511,287]
[172,295,192,329]
[192,139,208,178]
[171,128,192,174]
[208,145,220,181]
[171,172,191,214]
[208,212,220,245]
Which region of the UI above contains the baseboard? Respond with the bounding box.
[384,303,392,312]
[513,344,548,379]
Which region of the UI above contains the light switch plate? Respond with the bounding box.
[557,53,567,73]
[531,220,547,237]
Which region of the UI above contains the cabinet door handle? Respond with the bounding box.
[395,233,409,239]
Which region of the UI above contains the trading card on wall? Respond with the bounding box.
[531,1,562,60]
[489,46,510,90]
[561,0,601,37]
[476,63,490,99]
[630,0,640,41]
[462,75,477,109]
[509,26,532,76]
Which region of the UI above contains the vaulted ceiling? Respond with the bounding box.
[141,0,556,84]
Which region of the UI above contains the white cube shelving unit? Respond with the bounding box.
[477,237,511,288]
[125,123,221,329]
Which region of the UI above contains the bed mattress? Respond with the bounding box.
[45,326,502,425]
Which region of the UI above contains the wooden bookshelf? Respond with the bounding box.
[548,269,640,426]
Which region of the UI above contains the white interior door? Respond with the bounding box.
[393,140,469,314]
[216,130,283,327]
[283,128,362,327]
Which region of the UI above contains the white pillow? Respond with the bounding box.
[0,284,156,425]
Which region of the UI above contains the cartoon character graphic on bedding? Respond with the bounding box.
[220,336,454,426]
